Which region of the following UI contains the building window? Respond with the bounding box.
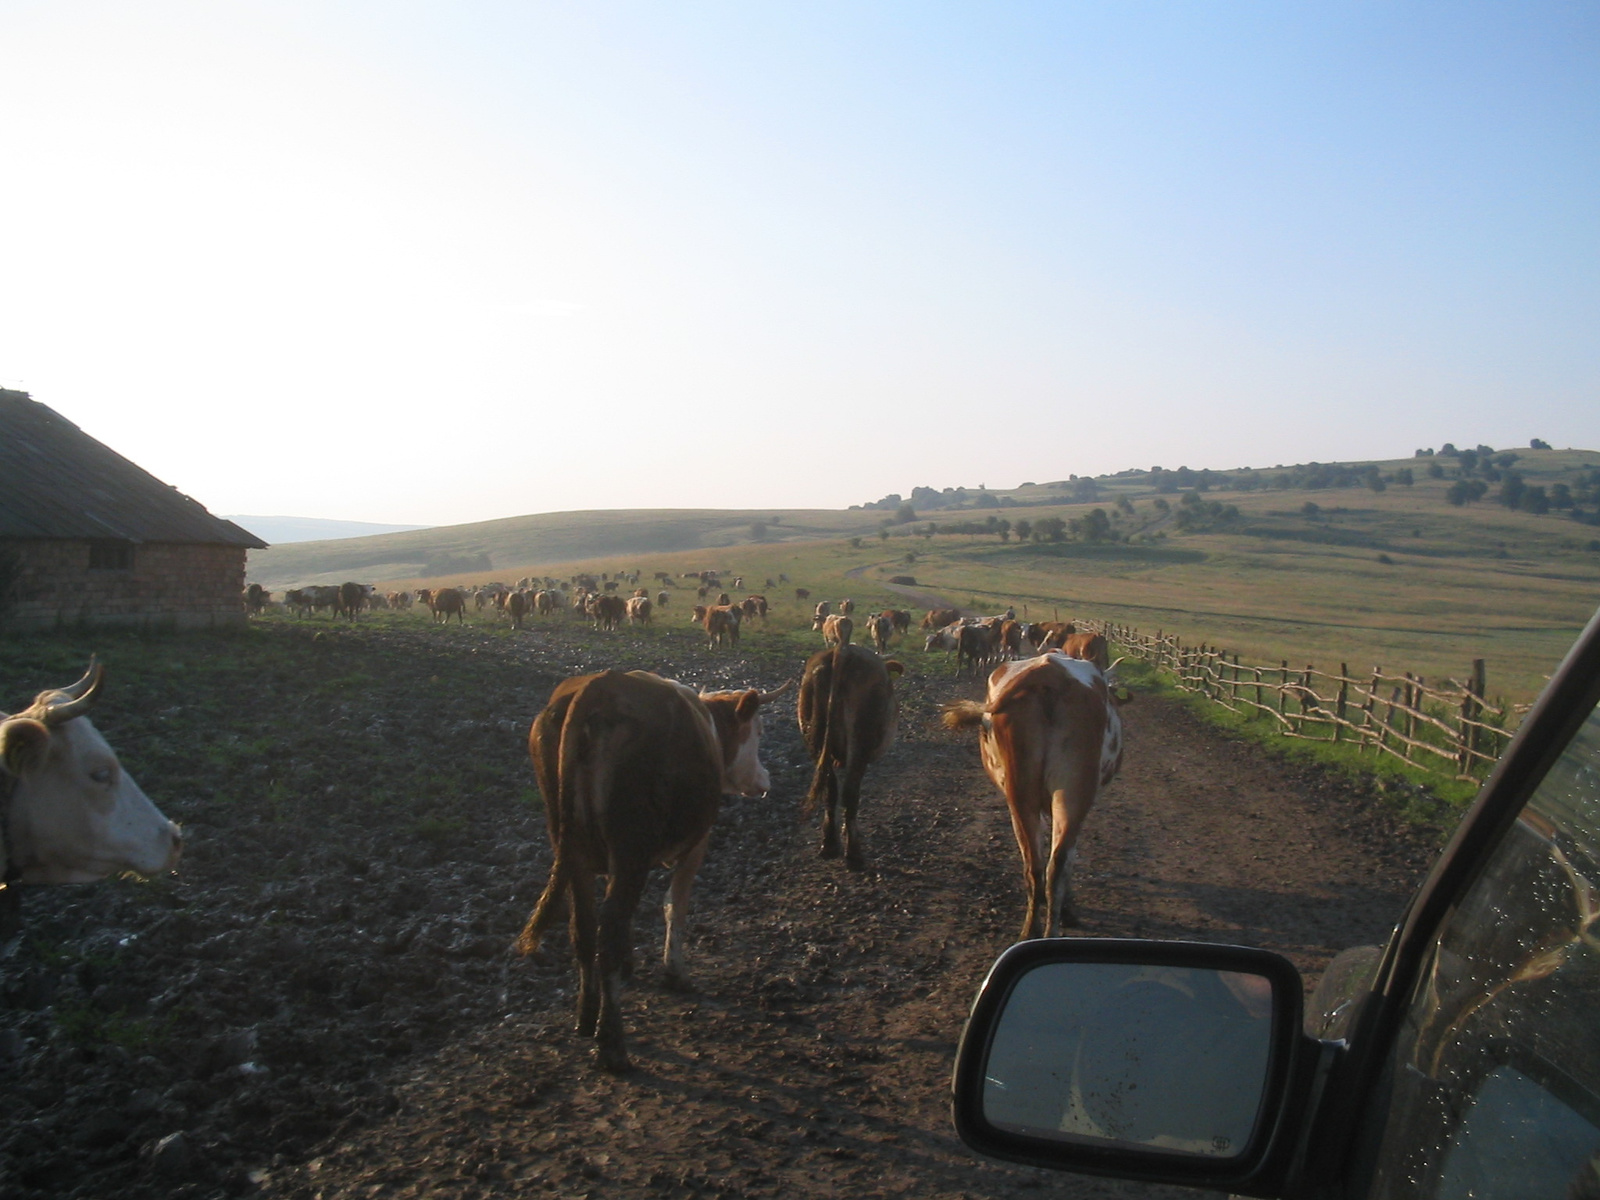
[88,540,134,571]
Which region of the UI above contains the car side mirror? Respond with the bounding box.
[953,939,1319,1196]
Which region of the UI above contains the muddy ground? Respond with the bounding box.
[0,615,1440,1199]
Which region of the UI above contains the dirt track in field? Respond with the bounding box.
[0,616,1438,1200]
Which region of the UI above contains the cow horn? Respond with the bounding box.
[41,660,105,725]
[758,679,795,703]
[1107,656,1128,673]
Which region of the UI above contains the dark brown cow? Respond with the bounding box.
[1036,621,1078,649]
[887,609,911,635]
[589,593,627,631]
[921,608,960,631]
[244,583,269,616]
[335,581,365,620]
[798,646,903,868]
[515,670,785,1071]
[957,622,998,675]
[942,653,1130,937]
[429,587,466,624]
[795,587,811,601]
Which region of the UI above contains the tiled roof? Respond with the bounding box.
[0,391,267,548]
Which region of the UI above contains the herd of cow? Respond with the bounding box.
[511,600,1129,1070]
[10,581,1128,1074]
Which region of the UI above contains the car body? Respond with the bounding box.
[952,604,1600,1199]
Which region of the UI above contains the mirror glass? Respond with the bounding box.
[981,962,1276,1158]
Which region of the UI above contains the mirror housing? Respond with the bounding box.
[953,939,1320,1196]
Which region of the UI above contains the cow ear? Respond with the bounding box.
[0,717,51,775]
[885,660,904,677]
[736,690,762,720]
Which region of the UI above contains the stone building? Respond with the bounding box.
[0,390,267,630]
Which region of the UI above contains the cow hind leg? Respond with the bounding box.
[840,756,870,870]
[818,767,842,858]
[568,868,601,1040]
[662,829,713,991]
[593,866,649,1073]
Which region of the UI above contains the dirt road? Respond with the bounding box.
[0,619,1438,1199]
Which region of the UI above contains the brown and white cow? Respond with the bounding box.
[942,653,1131,938]
[625,596,653,627]
[703,605,741,648]
[886,609,912,636]
[515,670,787,1071]
[798,646,902,868]
[864,612,893,653]
[811,601,831,629]
[837,598,855,616]
[0,663,182,903]
[921,607,960,631]
[820,613,854,648]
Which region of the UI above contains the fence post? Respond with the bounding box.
[1278,661,1289,717]
[1363,668,1381,752]
[1255,666,1263,711]
[1458,659,1487,774]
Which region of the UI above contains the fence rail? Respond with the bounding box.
[1081,620,1514,782]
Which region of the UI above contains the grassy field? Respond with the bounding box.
[248,448,1600,709]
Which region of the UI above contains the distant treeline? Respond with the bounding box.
[857,439,1600,529]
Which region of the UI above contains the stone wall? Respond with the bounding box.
[0,539,248,631]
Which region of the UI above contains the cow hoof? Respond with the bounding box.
[662,969,693,993]
[595,1047,633,1074]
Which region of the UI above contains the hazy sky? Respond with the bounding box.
[2,3,1596,526]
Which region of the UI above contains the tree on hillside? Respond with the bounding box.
[1531,438,1552,450]
[750,521,768,540]
[1034,516,1066,542]
[1115,495,1135,516]
[1393,467,1414,486]
[894,502,916,524]
[1070,508,1113,542]
[1014,518,1032,541]
[1427,460,1446,479]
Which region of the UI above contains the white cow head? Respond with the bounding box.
[0,662,182,885]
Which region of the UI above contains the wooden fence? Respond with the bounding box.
[1082,620,1514,782]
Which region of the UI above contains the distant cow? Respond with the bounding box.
[864,612,893,653]
[703,605,741,648]
[656,591,669,607]
[820,613,854,649]
[0,661,182,897]
[507,590,530,629]
[798,646,902,868]
[957,622,998,675]
[515,670,786,1071]
[245,583,269,616]
[336,581,365,621]
[921,608,960,631]
[589,593,627,631]
[626,596,653,627]
[1058,631,1110,672]
[886,609,911,635]
[1036,621,1078,649]
[795,588,811,601]
[430,588,467,624]
[942,653,1131,937]
[838,598,855,616]
[811,601,831,628]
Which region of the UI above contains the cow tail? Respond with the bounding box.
[516,683,597,956]
[516,856,568,955]
[940,699,987,731]
[802,647,845,815]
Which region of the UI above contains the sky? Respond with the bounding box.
[1,2,1596,527]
